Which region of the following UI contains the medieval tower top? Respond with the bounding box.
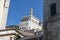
[0,0,10,30]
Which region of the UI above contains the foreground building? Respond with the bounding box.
[44,0,60,40]
[0,29,24,40]
[18,30,43,40]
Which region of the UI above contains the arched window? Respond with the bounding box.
[50,3,56,16]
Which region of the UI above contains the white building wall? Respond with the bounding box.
[0,0,10,30]
[28,17,42,30]
[19,21,29,31]
[19,16,42,31]
[0,35,15,40]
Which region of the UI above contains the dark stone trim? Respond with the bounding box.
[0,33,15,37]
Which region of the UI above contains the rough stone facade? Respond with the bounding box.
[43,0,60,40]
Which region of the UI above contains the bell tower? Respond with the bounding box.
[29,8,33,16]
[0,0,10,30]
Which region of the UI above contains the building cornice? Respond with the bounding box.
[0,28,24,37]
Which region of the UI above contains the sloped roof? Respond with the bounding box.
[21,32,34,36]
[0,28,24,37]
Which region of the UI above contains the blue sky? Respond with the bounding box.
[6,0,43,26]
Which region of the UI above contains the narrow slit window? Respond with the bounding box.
[4,0,6,7]
[10,37,12,40]
[50,3,56,16]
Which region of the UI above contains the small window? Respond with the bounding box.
[10,37,12,40]
[29,27,31,29]
[4,0,6,7]
[50,3,56,16]
[22,27,26,29]
[39,21,41,26]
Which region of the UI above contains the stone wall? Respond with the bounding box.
[43,0,60,40]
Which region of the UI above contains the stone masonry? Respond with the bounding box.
[44,0,60,40]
